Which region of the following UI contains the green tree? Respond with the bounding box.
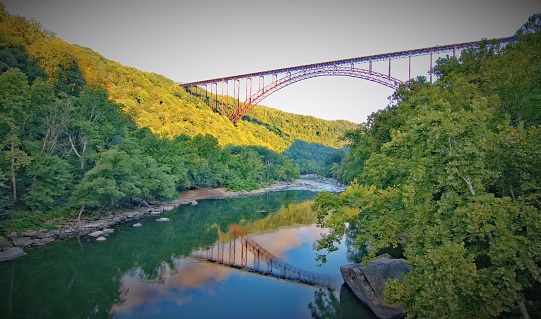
[0,166,11,220]
[515,13,541,35]
[131,154,177,202]
[22,155,72,212]
[71,149,140,220]
[0,68,31,203]
[313,74,541,318]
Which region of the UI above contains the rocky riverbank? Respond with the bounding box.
[0,177,345,262]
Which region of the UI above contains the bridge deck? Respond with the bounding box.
[180,36,515,86]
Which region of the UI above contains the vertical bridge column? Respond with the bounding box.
[408,55,411,80]
[388,56,391,78]
[429,50,433,83]
[234,79,240,110]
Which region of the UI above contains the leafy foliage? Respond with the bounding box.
[313,14,541,318]
[0,6,318,234]
[283,139,341,174]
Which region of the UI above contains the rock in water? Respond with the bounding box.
[88,230,104,238]
[132,223,142,227]
[340,257,411,319]
[156,217,170,222]
[0,247,27,262]
[96,236,107,242]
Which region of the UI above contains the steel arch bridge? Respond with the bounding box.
[181,36,515,123]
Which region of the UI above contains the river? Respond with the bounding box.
[0,188,377,319]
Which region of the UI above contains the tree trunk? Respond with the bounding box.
[10,142,16,203]
[518,301,530,319]
[77,204,85,224]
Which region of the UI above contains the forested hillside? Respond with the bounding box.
[0,5,357,234]
[17,24,356,151]
[75,44,357,151]
[315,14,541,318]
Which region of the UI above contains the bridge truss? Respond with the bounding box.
[181,36,515,123]
[190,233,340,289]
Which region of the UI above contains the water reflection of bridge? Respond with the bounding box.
[190,226,339,289]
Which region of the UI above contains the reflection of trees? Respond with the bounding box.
[308,285,377,319]
[344,223,368,264]
[308,288,340,319]
[237,200,316,234]
[0,191,320,318]
[344,233,366,264]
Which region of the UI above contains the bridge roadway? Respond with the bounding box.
[189,235,342,289]
[181,36,516,123]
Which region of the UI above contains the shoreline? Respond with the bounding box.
[0,176,345,262]
[179,176,345,200]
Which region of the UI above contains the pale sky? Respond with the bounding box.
[3,0,541,123]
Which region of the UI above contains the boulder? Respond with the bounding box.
[150,211,161,216]
[162,205,175,212]
[21,230,37,237]
[132,199,150,207]
[12,237,34,248]
[77,229,91,236]
[127,212,140,219]
[35,231,53,239]
[156,217,170,222]
[132,223,143,227]
[0,236,12,250]
[33,237,55,246]
[50,229,61,236]
[88,230,104,238]
[0,247,26,262]
[340,257,411,319]
[96,236,107,242]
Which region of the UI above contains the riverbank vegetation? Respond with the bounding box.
[314,14,541,318]
[0,5,362,235]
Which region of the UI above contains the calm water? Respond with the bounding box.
[0,190,376,319]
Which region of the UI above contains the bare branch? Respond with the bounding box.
[462,176,476,195]
[67,134,81,158]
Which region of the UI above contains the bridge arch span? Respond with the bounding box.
[181,37,515,123]
[229,66,402,123]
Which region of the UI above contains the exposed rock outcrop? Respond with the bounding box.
[340,256,411,319]
[0,247,26,262]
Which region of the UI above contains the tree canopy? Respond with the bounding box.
[314,14,541,319]
[0,6,326,234]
